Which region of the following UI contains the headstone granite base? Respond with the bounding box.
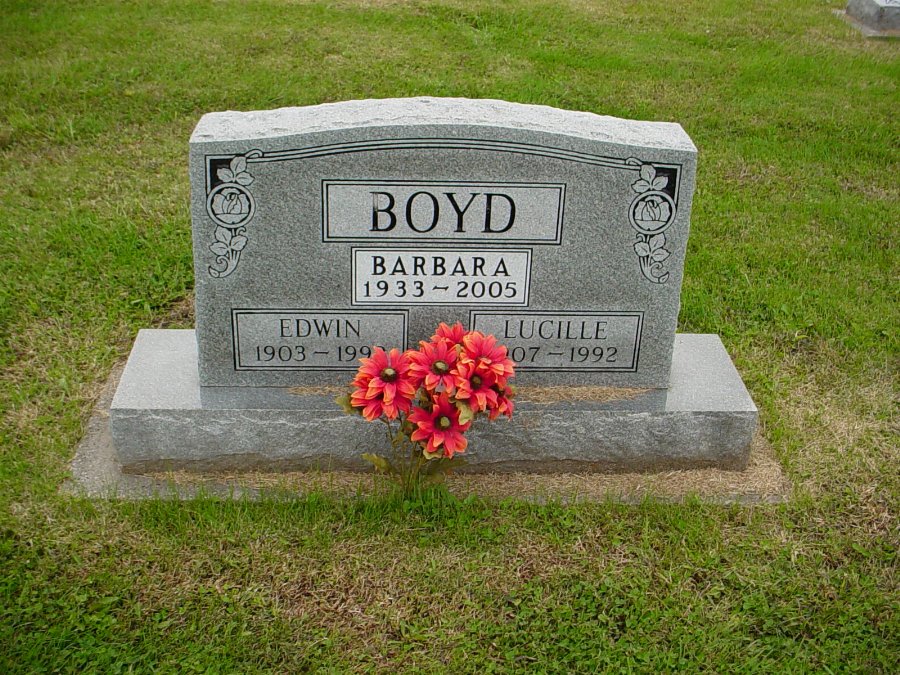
[110,330,757,473]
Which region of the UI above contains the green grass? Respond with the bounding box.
[0,0,897,671]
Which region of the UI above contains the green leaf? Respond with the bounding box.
[442,457,467,472]
[361,453,391,473]
[423,455,467,479]
[335,393,356,414]
[456,401,475,425]
[422,458,443,475]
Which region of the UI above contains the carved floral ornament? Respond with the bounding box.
[627,162,676,284]
[206,153,258,278]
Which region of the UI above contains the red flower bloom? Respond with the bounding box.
[408,339,459,393]
[409,393,471,458]
[454,360,499,412]
[460,331,516,383]
[350,348,416,421]
[431,321,467,347]
[488,385,515,420]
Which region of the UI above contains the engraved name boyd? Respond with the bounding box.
[324,181,564,243]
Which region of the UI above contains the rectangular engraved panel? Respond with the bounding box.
[323,180,564,243]
[470,311,643,372]
[232,309,407,370]
[352,248,531,305]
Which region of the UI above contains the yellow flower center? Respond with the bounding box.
[437,416,452,430]
[432,360,449,375]
[380,367,398,383]
[470,375,482,389]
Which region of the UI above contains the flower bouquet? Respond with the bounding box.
[336,322,516,495]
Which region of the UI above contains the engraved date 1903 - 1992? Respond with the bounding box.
[253,343,381,364]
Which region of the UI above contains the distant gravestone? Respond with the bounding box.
[110,98,758,473]
[844,0,900,35]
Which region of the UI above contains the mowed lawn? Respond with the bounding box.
[0,0,897,671]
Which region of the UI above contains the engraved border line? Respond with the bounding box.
[468,310,644,373]
[231,308,409,371]
[244,138,659,174]
[349,247,532,307]
[322,179,564,245]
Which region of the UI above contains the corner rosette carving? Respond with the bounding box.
[628,164,676,284]
[206,154,257,279]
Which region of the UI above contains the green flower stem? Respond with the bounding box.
[372,411,428,498]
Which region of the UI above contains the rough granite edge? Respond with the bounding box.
[65,362,789,503]
[190,97,697,152]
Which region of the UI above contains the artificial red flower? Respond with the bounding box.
[350,347,416,421]
[408,339,459,393]
[488,385,515,420]
[454,360,499,412]
[460,331,516,383]
[408,393,471,458]
[431,321,467,347]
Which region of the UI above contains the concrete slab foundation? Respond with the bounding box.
[108,330,758,473]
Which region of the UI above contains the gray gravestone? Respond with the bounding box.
[844,0,900,35]
[188,98,696,388]
[109,98,758,474]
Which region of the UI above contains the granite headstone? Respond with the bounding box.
[109,98,758,474]
[189,98,697,388]
[844,0,900,35]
